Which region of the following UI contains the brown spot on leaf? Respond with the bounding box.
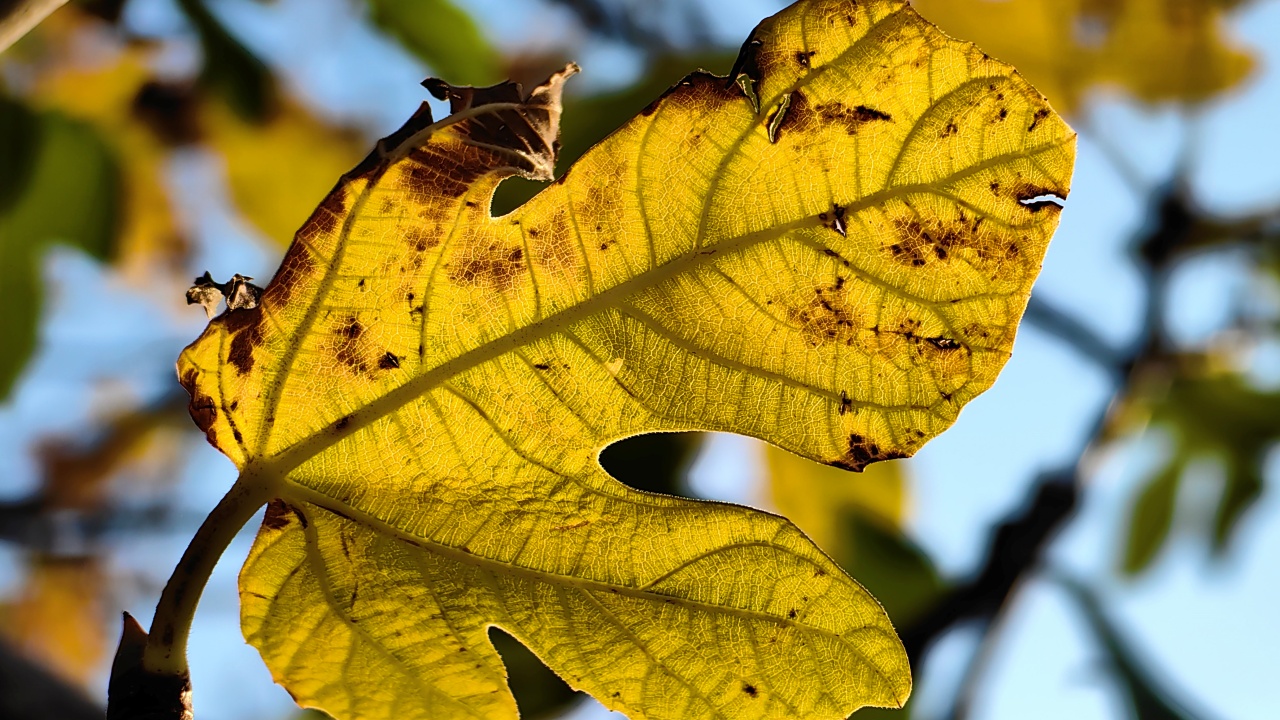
[887,214,1019,268]
[743,684,758,698]
[530,209,579,276]
[405,146,479,199]
[786,280,863,347]
[777,93,892,139]
[263,500,307,530]
[405,227,440,253]
[794,50,815,67]
[449,243,526,290]
[1028,108,1051,132]
[179,368,218,445]
[379,351,401,370]
[223,307,264,375]
[334,316,371,373]
[830,433,907,472]
[1015,183,1066,212]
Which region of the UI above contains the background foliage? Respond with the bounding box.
[0,1,1277,719]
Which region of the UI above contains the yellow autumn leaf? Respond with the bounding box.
[174,0,1074,718]
[0,558,107,689]
[912,0,1254,112]
[207,99,366,247]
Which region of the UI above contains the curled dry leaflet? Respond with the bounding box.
[112,1,1075,718]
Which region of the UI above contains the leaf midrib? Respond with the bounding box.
[262,134,1070,478]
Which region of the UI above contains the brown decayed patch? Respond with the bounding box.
[378,351,400,370]
[179,368,217,443]
[830,433,907,472]
[221,306,264,375]
[786,278,863,347]
[263,499,308,531]
[333,315,372,374]
[1014,182,1066,213]
[296,183,346,241]
[645,71,746,118]
[774,91,892,139]
[448,243,526,290]
[404,146,487,200]
[1028,107,1051,132]
[886,212,1019,268]
[404,227,441,253]
[266,237,318,305]
[529,209,579,275]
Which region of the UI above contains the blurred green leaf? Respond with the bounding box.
[367,0,500,86]
[175,0,275,121]
[1120,369,1279,574]
[0,104,119,399]
[842,514,944,628]
[1058,576,1214,720]
[1121,460,1182,575]
[0,95,40,212]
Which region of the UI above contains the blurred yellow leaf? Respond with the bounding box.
[177,0,1074,717]
[0,558,107,689]
[912,0,1255,112]
[765,443,905,552]
[31,35,187,280]
[206,100,365,247]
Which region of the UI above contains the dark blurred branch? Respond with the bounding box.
[1055,574,1219,720]
[0,634,103,720]
[1025,295,1127,378]
[899,469,1079,662]
[544,0,711,53]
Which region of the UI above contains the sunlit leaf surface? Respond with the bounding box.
[177,0,1074,717]
[912,0,1254,112]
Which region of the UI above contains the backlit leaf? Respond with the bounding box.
[912,0,1254,112]
[763,447,942,626]
[1121,459,1181,575]
[178,0,1074,717]
[765,442,906,553]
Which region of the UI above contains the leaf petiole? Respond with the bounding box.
[143,463,279,677]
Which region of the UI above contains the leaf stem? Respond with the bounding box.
[143,467,276,677]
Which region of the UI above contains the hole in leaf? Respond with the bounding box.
[488,627,578,718]
[1018,193,1066,211]
[598,431,704,496]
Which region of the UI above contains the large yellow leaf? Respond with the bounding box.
[912,0,1254,112]
[177,0,1074,717]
